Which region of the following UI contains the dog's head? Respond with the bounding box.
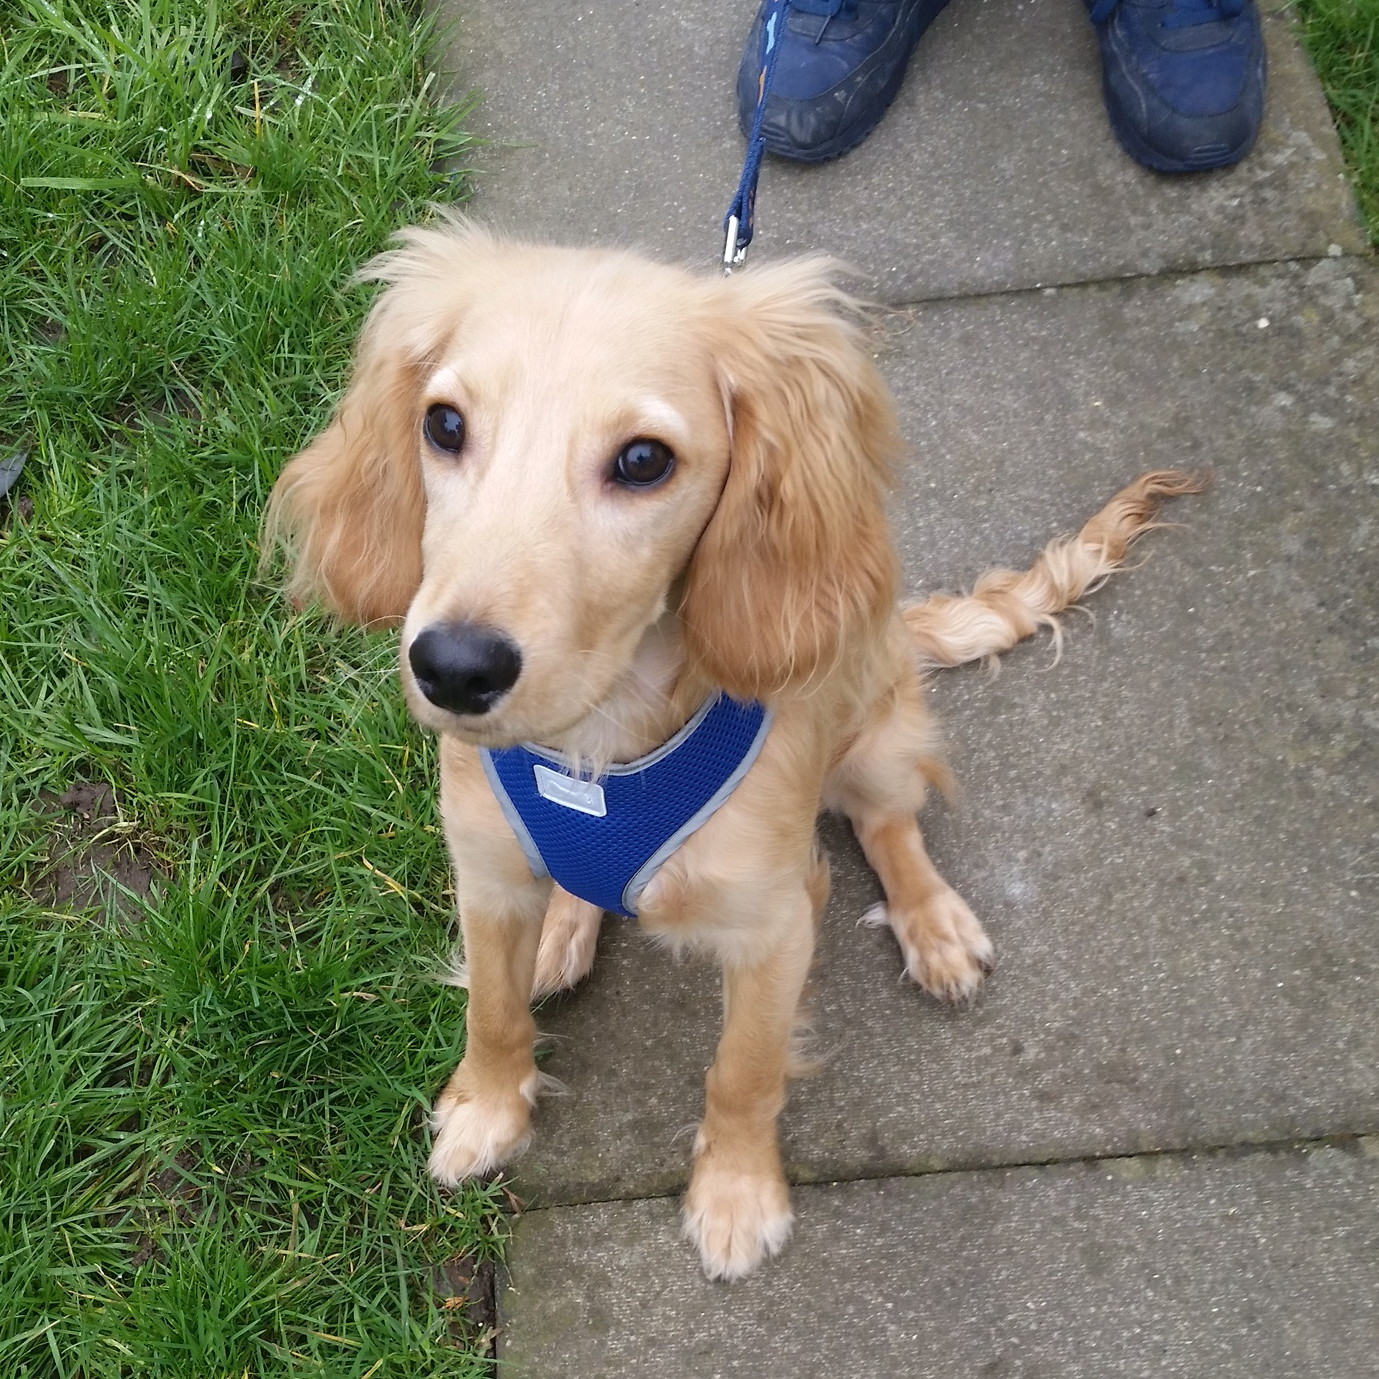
[265,218,902,745]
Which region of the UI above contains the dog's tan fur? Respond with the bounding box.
[266,217,1199,1279]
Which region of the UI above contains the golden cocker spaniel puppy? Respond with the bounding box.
[266,216,1197,1279]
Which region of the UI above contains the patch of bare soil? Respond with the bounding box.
[434,1252,498,1356]
[33,781,165,915]
[129,1150,205,1267]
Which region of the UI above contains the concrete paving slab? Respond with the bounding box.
[433,0,1365,303]
[511,256,1379,1205]
[498,1139,1379,1378]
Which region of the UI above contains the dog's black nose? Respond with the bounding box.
[408,622,522,716]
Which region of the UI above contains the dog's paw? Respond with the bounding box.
[532,894,602,1000]
[862,891,994,1003]
[682,1165,794,1281]
[428,1070,540,1185]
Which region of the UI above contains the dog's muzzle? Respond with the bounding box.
[409,622,522,716]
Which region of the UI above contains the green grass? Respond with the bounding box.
[1296,0,1379,240]
[0,0,504,1373]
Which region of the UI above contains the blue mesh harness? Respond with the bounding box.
[479,694,772,918]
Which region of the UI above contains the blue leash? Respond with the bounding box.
[722,0,791,271]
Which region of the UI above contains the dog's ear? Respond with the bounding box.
[262,284,433,626]
[679,259,902,698]
[263,217,501,625]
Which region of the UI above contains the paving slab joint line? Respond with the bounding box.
[504,1131,1379,1217]
[878,246,1377,313]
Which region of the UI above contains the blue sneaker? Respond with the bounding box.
[1087,0,1267,173]
[736,0,953,163]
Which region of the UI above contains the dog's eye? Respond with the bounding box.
[424,404,466,454]
[612,438,675,488]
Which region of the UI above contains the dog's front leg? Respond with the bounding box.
[682,879,818,1281]
[429,897,545,1185]
[430,741,548,1186]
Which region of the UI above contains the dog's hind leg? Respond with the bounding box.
[531,888,604,1000]
[827,653,993,1003]
[851,809,994,1002]
[830,471,1203,1000]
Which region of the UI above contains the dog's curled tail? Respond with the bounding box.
[903,470,1205,670]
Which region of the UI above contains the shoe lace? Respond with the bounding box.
[1089,0,1245,27]
[784,0,858,42]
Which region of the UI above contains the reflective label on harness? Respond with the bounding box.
[533,763,607,817]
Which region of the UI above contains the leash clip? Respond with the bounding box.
[722,216,748,274]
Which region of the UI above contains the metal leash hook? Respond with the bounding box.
[722,215,746,274]
[721,0,790,274]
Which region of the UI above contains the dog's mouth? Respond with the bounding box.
[405,692,600,756]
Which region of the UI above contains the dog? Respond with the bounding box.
[265,215,1198,1280]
